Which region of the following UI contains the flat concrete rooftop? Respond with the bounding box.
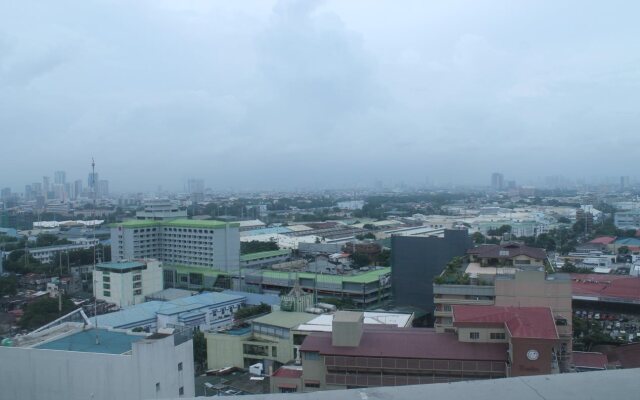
[35,328,145,355]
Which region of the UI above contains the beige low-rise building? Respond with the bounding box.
[434,269,572,371]
[206,310,414,374]
[206,311,316,373]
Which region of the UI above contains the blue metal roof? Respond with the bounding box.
[222,290,280,306]
[94,301,163,329]
[615,237,640,247]
[156,292,245,316]
[35,329,145,354]
[95,292,246,328]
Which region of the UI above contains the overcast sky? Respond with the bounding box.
[1,0,639,192]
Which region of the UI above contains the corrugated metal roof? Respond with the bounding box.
[301,327,508,361]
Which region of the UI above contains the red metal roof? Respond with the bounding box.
[467,243,547,260]
[272,368,303,378]
[588,236,616,245]
[453,305,558,340]
[571,274,640,302]
[572,351,608,369]
[300,327,508,361]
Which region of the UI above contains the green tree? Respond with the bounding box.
[240,241,279,255]
[375,249,391,266]
[234,303,271,320]
[618,246,630,255]
[0,275,18,296]
[193,330,207,373]
[36,233,69,247]
[487,225,511,236]
[20,296,76,330]
[351,253,370,268]
[472,232,485,244]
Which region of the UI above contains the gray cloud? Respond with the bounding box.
[1,0,639,192]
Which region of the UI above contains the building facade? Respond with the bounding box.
[614,210,640,230]
[94,260,164,308]
[244,267,392,308]
[0,325,194,400]
[206,311,317,372]
[433,270,572,371]
[110,219,240,272]
[136,199,188,220]
[273,311,509,393]
[95,291,245,331]
[272,308,562,394]
[391,229,473,316]
[27,240,99,265]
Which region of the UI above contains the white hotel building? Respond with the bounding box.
[110,219,240,272]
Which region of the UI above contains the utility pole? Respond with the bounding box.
[91,158,99,345]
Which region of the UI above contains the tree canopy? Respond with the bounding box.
[20,296,76,330]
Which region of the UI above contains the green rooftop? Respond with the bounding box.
[112,218,240,229]
[97,261,146,271]
[260,267,391,285]
[241,249,291,262]
[252,311,317,329]
[163,264,229,277]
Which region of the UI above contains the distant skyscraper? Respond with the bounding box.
[187,179,204,202]
[65,183,74,200]
[24,185,33,201]
[32,182,42,196]
[98,180,109,198]
[74,180,83,199]
[620,176,630,191]
[1,188,11,201]
[54,170,66,185]
[42,176,50,199]
[52,184,66,200]
[491,172,504,190]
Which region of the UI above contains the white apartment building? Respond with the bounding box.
[94,259,164,308]
[28,241,98,264]
[614,209,640,230]
[110,219,240,272]
[0,324,195,400]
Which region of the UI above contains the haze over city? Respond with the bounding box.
[1,0,639,192]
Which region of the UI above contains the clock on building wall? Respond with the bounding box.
[526,349,539,361]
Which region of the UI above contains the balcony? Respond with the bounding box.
[434,310,452,317]
[434,298,494,306]
[433,284,495,297]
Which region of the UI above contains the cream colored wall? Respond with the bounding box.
[512,255,544,266]
[495,271,572,323]
[301,355,327,391]
[457,327,508,343]
[243,335,293,367]
[206,332,245,370]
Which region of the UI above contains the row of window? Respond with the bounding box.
[469,332,505,340]
[133,227,217,234]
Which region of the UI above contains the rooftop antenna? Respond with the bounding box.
[91,157,100,345]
